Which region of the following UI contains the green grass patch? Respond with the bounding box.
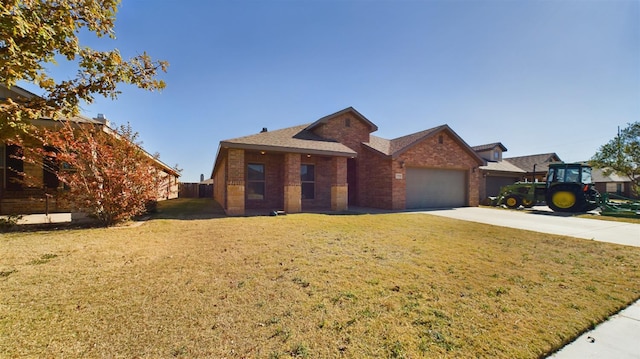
[1,201,639,357]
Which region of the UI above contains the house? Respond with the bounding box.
[592,168,636,198]
[504,153,562,182]
[0,84,180,215]
[472,143,526,199]
[472,148,563,198]
[211,107,484,216]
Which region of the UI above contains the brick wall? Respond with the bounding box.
[213,155,227,207]
[359,150,393,208]
[225,148,245,215]
[398,131,480,207]
[1,191,72,215]
[358,131,481,209]
[311,113,371,152]
[283,153,301,213]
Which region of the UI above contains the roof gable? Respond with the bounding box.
[304,107,378,133]
[364,125,484,165]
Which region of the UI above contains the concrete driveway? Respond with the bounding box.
[416,206,640,359]
[423,206,640,247]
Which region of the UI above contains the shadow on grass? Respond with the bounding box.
[150,198,227,220]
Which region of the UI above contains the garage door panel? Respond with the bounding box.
[406,168,466,208]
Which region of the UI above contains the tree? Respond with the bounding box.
[28,122,163,226]
[0,0,168,139]
[590,122,640,197]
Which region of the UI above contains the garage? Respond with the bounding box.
[406,167,466,208]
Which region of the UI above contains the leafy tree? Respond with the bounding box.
[590,122,640,197]
[0,0,168,139]
[28,122,164,226]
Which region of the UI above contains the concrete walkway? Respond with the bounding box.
[419,206,640,359]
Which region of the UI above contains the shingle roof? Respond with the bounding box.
[220,124,357,157]
[364,125,484,165]
[472,142,507,152]
[504,153,562,173]
[365,135,391,155]
[592,168,630,183]
[480,161,526,173]
[389,126,446,156]
[364,127,446,157]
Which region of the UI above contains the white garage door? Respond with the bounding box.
[406,168,466,208]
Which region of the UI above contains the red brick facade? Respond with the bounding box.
[212,108,483,215]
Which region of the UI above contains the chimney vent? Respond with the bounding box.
[261,127,268,133]
[93,114,110,128]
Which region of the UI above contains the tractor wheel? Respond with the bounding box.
[546,184,586,212]
[583,187,601,211]
[504,195,522,209]
[522,198,535,208]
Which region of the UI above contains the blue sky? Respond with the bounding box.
[21,0,640,182]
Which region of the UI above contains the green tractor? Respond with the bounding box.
[495,162,601,212]
[545,162,601,212]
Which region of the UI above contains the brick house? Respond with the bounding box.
[0,84,180,215]
[211,107,484,215]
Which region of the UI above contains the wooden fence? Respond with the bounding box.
[179,183,213,198]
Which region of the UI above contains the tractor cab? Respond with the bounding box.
[546,163,593,185]
[545,163,600,212]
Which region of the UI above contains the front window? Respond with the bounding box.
[301,164,315,199]
[247,163,265,200]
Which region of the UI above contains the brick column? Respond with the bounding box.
[283,153,301,213]
[226,148,245,216]
[331,157,348,211]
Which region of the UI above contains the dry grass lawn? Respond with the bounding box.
[1,199,639,358]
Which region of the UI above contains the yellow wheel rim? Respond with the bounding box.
[552,191,576,209]
[506,197,518,207]
[522,198,533,206]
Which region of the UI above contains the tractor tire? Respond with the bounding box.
[583,187,601,211]
[504,195,522,209]
[546,184,586,212]
[522,197,535,208]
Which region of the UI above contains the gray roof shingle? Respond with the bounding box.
[220,124,357,157]
[472,142,507,152]
[504,153,562,173]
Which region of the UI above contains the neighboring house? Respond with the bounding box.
[211,107,484,216]
[472,143,526,199]
[592,168,636,198]
[504,153,562,183]
[0,84,179,215]
[472,147,563,199]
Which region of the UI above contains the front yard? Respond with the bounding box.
[1,199,639,358]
